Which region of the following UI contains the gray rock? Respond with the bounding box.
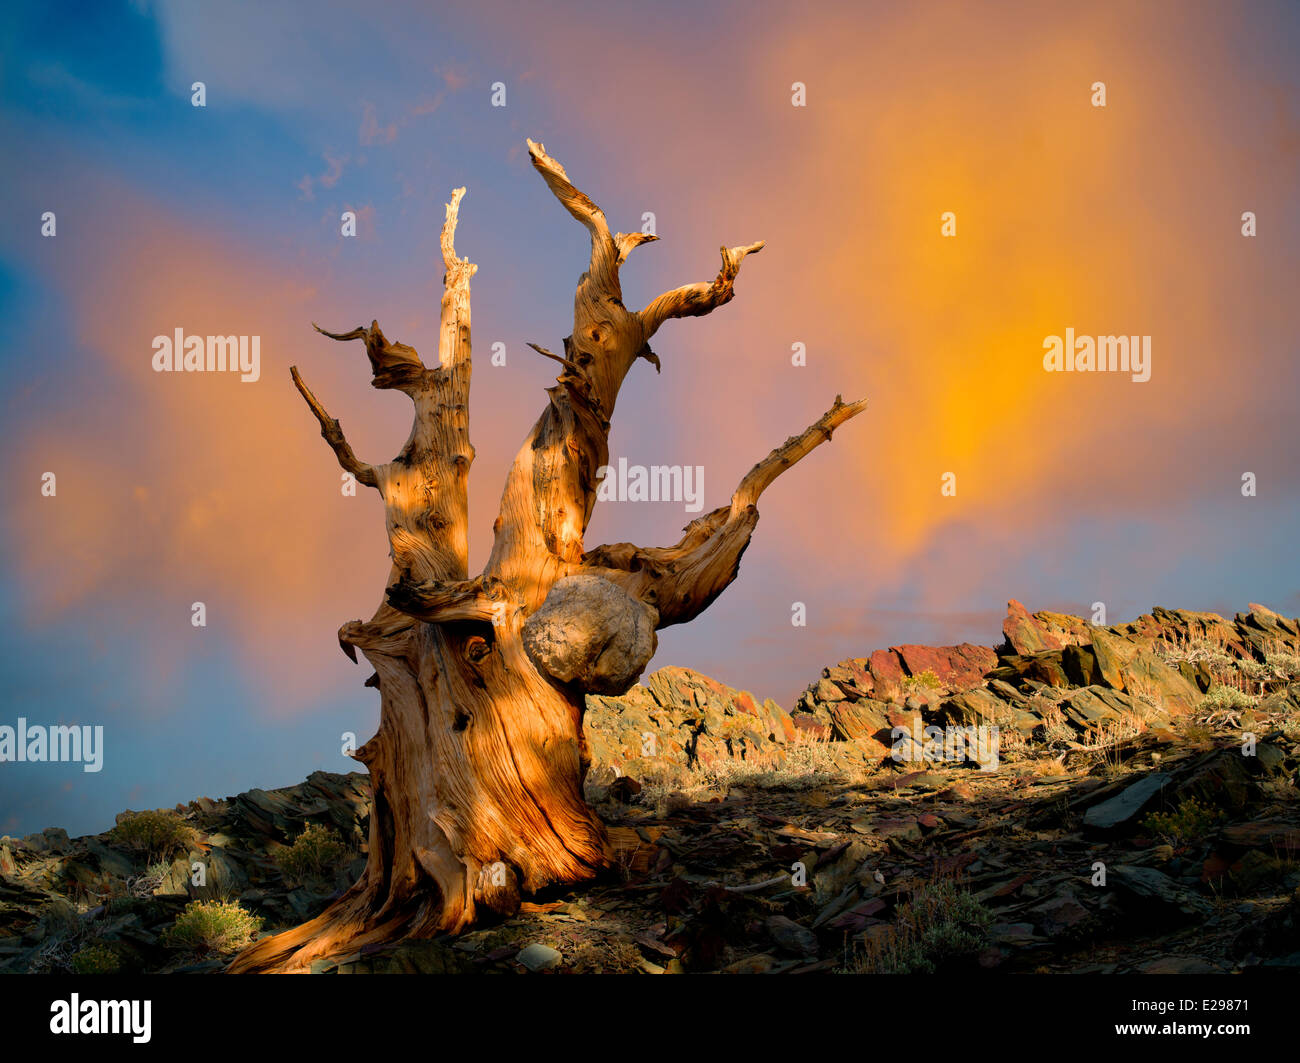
[41,828,72,854]
[85,839,134,879]
[1083,773,1170,830]
[1111,864,1210,916]
[989,922,1043,946]
[1059,687,1121,728]
[766,914,818,958]
[516,942,563,972]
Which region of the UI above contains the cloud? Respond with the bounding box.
[10,0,1299,726]
[297,151,349,201]
[5,180,400,716]
[440,66,469,92]
[358,102,398,146]
[507,0,1300,624]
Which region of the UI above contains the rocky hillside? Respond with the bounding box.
[588,600,1295,778]
[2,601,1298,974]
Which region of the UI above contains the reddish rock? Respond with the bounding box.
[825,699,889,743]
[1034,610,1093,646]
[764,700,797,743]
[989,873,1033,899]
[885,709,921,732]
[609,776,642,802]
[695,671,731,700]
[866,648,907,688]
[822,663,870,698]
[842,659,876,696]
[828,898,886,931]
[792,715,830,741]
[1200,853,1231,884]
[1002,599,1065,655]
[1220,821,1300,853]
[934,851,978,875]
[891,643,998,689]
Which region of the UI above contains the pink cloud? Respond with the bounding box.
[359,102,398,145]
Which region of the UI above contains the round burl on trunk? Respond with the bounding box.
[522,574,658,695]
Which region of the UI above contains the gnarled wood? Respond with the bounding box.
[583,395,867,627]
[230,140,864,973]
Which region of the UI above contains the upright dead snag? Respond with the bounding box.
[229,141,865,974]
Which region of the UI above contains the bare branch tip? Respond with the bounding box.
[526,138,559,170]
[527,342,583,374]
[313,322,368,342]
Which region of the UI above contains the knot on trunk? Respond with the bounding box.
[522,574,658,695]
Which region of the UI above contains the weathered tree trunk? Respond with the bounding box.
[229,142,864,973]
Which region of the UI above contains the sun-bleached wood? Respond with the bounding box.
[229,141,865,973]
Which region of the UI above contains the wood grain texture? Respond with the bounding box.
[229,141,865,973]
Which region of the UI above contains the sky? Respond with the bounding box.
[1,0,1298,837]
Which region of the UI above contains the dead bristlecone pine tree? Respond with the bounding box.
[229,138,866,973]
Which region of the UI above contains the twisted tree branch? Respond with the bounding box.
[289,366,378,487]
[639,241,766,336]
[313,320,427,392]
[583,395,867,626]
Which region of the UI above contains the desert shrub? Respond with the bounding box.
[900,670,942,693]
[1157,636,1238,685]
[1143,797,1225,846]
[110,810,195,858]
[1201,685,1258,712]
[161,900,262,955]
[70,943,121,974]
[274,823,350,885]
[1264,652,1300,682]
[850,880,991,974]
[1157,636,1228,665]
[1240,660,1269,680]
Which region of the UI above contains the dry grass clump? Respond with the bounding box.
[635,732,864,815]
[842,878,992,974]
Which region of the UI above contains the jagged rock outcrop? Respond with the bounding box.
[590,601,1300,776]
[584,666,801,779]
